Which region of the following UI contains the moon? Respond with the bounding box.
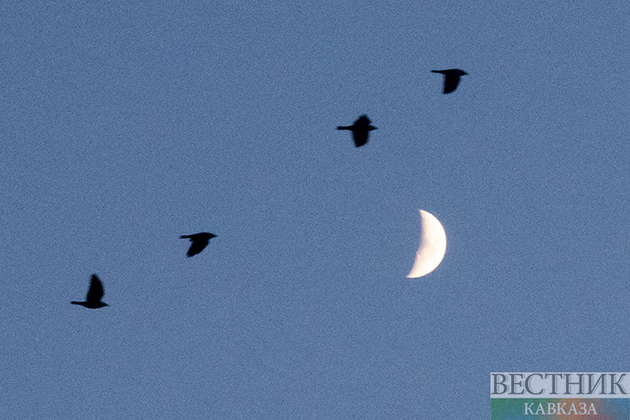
[407,210,447,278]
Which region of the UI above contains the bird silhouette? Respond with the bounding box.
[181,232,216,257]
[71,274,108,309]
[431,69,468,94]
[337,115,377,147]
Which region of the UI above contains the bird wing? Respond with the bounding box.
[87,274,104,302]
[187,238,209,257]
[352,130,369,147]
[188,232,210,240]
[443,74,461,94]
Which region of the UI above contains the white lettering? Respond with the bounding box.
[580,402,587,415]
[557,402,567,415]
[524,403,534,415]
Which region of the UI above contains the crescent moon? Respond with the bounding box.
[407,209,447,278]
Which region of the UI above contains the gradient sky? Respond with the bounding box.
[2,1,630,419]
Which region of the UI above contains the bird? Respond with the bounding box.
[181,232,216,257]
[431,69,468,94]
[71,274,108,309]
[336,115,377,147]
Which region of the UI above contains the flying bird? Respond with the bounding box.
[71,274,108,309]
[181,232,216,257]
[337,115,377,147]
[431,69,468,94]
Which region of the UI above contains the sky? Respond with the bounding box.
[2,1,630,419]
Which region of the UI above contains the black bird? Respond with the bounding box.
[181,232,216,257]
[71,274,108,309]
[337,115,377,147]
[431,69,468,94]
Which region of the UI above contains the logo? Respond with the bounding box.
[491,373,630,419]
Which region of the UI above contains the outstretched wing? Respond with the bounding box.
[187,238,209,257]
[87,274,104,302]
[443,74,461,94]
[352,130,369,147]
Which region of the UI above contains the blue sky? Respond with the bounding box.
[2,1,630,418]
